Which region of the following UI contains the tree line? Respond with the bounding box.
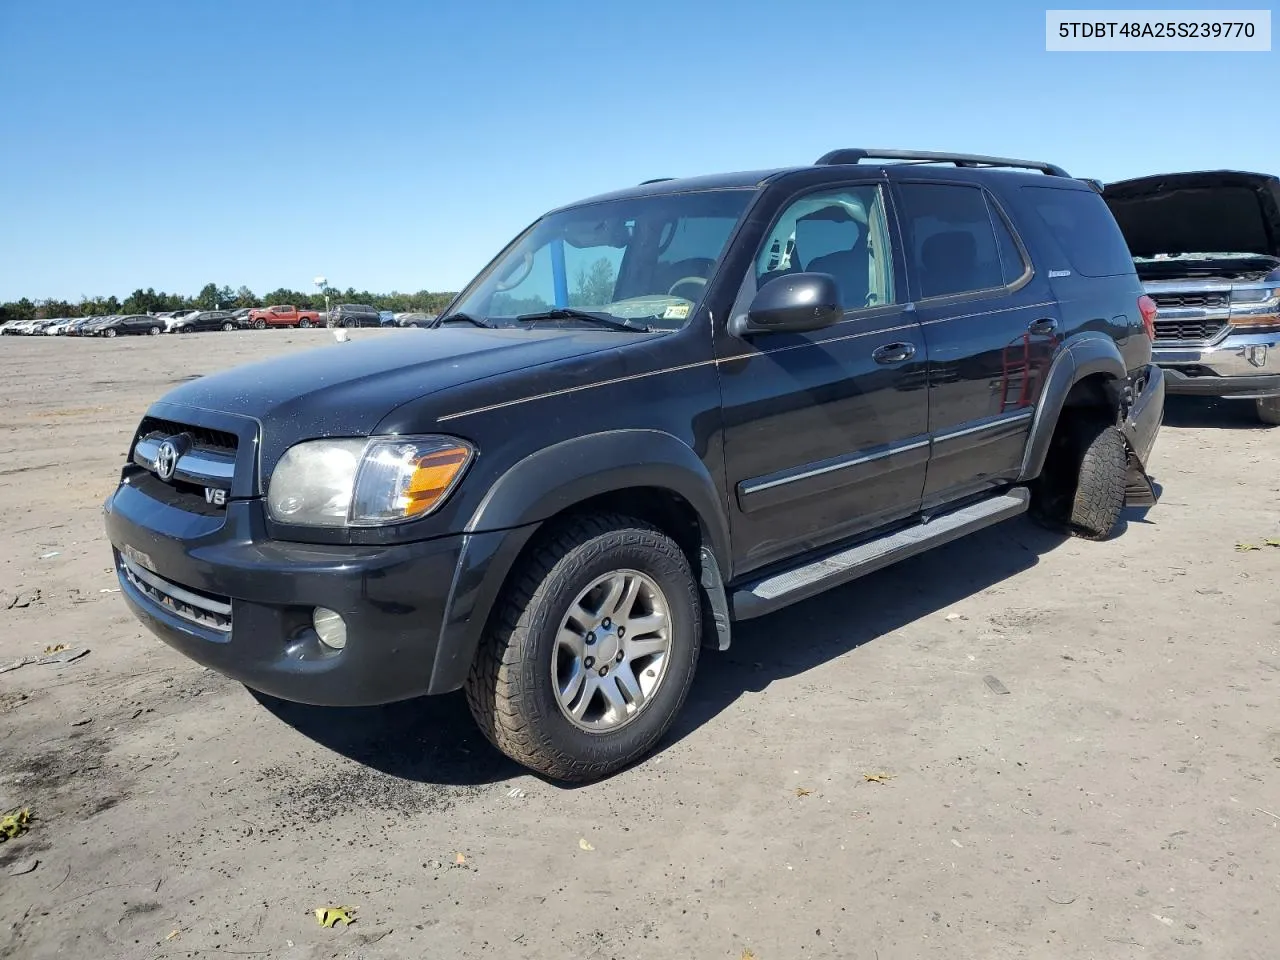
[0,282,459,324]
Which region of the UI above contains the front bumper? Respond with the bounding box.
[103,481,500,707]
[1154,331,1280,399]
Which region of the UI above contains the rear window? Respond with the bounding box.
[1022,186,1136,277]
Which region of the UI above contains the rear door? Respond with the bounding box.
[715,180,929,575]
[893,178,1060,510]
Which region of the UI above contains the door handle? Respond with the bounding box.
[1029,317,1059,336]
[872,342,916,364]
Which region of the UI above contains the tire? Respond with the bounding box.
[104,328,117,338]
[253,319,266,330]
[222,322,234,332]
[466,513,701,783]
[1256,396,1280,425]
[1033,417,1127,540]
[299,318,312,328]
[148,326,160,335]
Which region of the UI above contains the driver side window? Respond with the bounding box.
[756,186,896,311]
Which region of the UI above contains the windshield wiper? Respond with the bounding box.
[516,307,654,333]
[436,311,493,328]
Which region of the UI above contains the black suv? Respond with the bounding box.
[104,149,1164,782]
[328,303,381,328]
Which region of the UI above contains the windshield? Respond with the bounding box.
[449,188,753,330]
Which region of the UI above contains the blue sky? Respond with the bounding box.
[1,0,1275,302]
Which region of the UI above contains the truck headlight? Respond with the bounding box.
[267,436,475,527]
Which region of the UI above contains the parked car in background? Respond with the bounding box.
[44,318,75,335]
[230,308,253,323]
[171,310,241,334]
[97,314,164,338]
[396,312,438,328]
[327,303,381,327]
[378,310,396,327]
[246,304,323,329]
[1103,170,1280,424]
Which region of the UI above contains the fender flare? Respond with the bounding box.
[427,430,734,694]
[465,429,732,570]
[1019,333,1127,481]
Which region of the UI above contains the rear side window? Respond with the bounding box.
[896,183,1006,299]
[1021,185,1136,277]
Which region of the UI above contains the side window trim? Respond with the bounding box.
[984,190,1034,290]
[892,179,1033,306]
[737,179,907,327]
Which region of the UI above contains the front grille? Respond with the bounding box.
[1150,291,1230,310]
[119,555,232,633]
[1153,318,1229,343]
[137,416,238,455]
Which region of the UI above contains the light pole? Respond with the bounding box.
[313,276,329,321]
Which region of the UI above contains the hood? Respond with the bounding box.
[1103,170,1280,259]
[158,327,629,440]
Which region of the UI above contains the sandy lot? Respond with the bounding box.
[1,329,1278,960]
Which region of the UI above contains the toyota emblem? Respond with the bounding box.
[155,440,180,481]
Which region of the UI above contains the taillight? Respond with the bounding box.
[1138,294,1157,340]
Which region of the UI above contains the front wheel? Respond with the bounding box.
[104,328,117,338]
[466,514,701,783]
[253,319,266,329]
[149,326,160,335]
[222,322,235,332]
[1256,396,1280,425]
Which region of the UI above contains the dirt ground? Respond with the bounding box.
[0,329,1277,960]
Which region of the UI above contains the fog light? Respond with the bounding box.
[313,607,347,650]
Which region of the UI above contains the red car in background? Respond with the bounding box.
[245,305,322,329]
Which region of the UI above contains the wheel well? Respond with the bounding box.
[1060,373,1118,417]
[542,486,705,569]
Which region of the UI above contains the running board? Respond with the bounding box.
[732,487,1031,620]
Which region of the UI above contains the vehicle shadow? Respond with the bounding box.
[249,686,522,786]
[255,516,1071,787]
[1162,395,1267,430]
[662,516,1068,750]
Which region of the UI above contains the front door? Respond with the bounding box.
[715,182,930,577]
[892,179,1061,510]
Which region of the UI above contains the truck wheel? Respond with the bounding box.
[1033,417,1127,540]
[1256,397,1280,425]
[253,319,266,330]
[466,513,701,783]
[298,319,311,329]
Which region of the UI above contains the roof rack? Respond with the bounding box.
[814,148,1070,179]
[639,177,675,185]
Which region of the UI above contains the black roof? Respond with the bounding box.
[552,149,1085,212]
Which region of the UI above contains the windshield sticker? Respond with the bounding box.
[662,304,690,320]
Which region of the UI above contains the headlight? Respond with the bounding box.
[267,436,474,527]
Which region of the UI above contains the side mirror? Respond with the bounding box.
[730,273,843,337]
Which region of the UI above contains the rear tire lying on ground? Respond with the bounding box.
[1032,417,1127,540]
[1256,396,1280,425]
[465,513,701,783]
